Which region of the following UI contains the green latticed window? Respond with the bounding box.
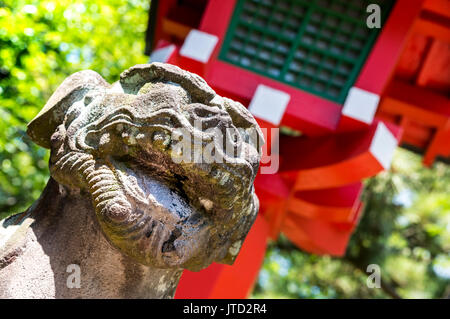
[219,0,395,103]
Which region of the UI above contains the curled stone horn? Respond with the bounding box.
[27,63,264,271]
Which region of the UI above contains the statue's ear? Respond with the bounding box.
[27,70,109,149]
[119,62,216,104]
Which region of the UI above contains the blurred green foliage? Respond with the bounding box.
[253,149,450,298]
[0,0,149,218]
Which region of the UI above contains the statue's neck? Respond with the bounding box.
[1,178,182,298]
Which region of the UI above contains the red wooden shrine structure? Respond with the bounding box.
[144,0,450,298]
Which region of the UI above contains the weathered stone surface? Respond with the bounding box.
[0,63,263,298]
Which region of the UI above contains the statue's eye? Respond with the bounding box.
[65,100,83,127]
[83,93,96,106]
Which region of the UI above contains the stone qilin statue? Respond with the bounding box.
[0,63,263,298]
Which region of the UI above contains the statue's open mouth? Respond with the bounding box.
[108,159,213,270]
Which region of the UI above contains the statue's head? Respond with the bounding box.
[27,63,263,271]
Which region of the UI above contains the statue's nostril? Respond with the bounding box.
[161,227,182,253]
[84,96,93,105]
[161,241,175,253]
